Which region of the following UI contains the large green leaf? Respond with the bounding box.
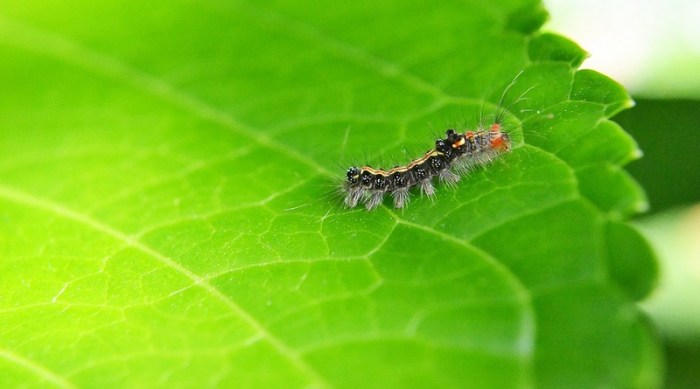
[0,0,660,387]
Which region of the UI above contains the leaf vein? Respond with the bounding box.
[0,348,76,389]
[0,184,330,387]
[230,0,453,100]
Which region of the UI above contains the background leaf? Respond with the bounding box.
[614,98,700,388]
[0,0,661,387]
[614,98,700,213]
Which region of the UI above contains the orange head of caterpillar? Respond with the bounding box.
[488,123,511,152]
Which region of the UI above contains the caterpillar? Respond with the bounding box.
[343,123,512,210]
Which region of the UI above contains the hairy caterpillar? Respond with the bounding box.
[342,123,512,210]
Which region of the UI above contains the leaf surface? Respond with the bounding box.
[0,0,660,387]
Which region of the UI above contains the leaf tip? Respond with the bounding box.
[505,1,550,35]
[528,33,588,67]
[622,96,636,110]
[631,147,644,160]
[571,69,634,116]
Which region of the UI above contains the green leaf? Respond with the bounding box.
[528,33,587,67]
[614,98,700,212]
[0,0,660,387]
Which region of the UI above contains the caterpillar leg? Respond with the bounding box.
[391,187,410,208]
[344,186,365,208]
[438,170,460,188]
[365,191,385,210]
[419,180,436,198]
